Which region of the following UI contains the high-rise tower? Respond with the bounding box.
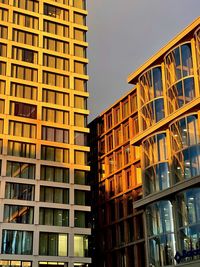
[0,1,90,267]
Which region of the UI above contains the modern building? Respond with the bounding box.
[89,17,200,267]
[0,1,90,267]
[88,86,145,266]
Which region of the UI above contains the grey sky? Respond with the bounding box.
[87,0,200,121]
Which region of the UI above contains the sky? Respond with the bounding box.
[87,0,200,121]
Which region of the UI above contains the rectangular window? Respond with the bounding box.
[125,168,132,189]
[44,3,69,20]
[8,141,36,158]
[11,83,37,100]
[115,127,122,146]
[41,145,69,163]
[2,230,33,254]
[74,61,87,75]
[122,100,129,118]
[12,47,38,64]
[39,233,68,256]
[42,126,69,144]
[74,13,86,25]
[75,150,87,165]
[106,112,112,129]
[116,173,123,194]
[40,186,69,204]
[114,106,121,124]
[11,64,38,82]
[9,121,36,138]
[0,119,3,134]
[13,29,38,46]
[43,89,69,106]
[39,208,69,227]
[131,93,137,113]
[74,190,89,205]
[74,211,88,228]
[74,131,87,146]
[124,145,130,165]
[74,170,88,185]
[43,36,69,54]
[0,25,8,39]
[74,78,87,91]
[10,102,37,119]
[42,107,69,124]
[4,205,34,224]
[74,235,88,257]
[0,139,3,154]
[6,161,35,179]
[132,116,139,136]
[43,54,69,71]
[74,95,87,109]
[107,134,113,152]
[5,183,34,201]
[43,71,69,88]
[74,44,86,58]
[73,0,86,10]
[108,156,114,174]
[74,28,86,41]
[0,80,6,94]
[13,0,39,12]
[41,165,69,183]
[0,43,7,57]
[13,12,39,29]
[44,20,69,38]
[0,99,5,113]
[74,113,87,127]
[116,150,122,169]
[123,123,130,142]
[0,8,8,21]
[0,61,6,75]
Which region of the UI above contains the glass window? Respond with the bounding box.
[41,165,69,183]
[74,113,87,127]
[5,183,34,201]
[74,131,87,146]
[4,205,34,224]
[74,211,88,228]
[7,141,36,159]
[6,161,35,179]
[2,230,33,255]
[40,186,69,204]
[41,145,69,163]
[75,190,88,205]
[74,170,88,185]
[39,208,69,227]
[10,102,37,119]
[74,235,88,257]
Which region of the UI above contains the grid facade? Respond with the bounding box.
[89,90,145,267]
[0,1,90,267]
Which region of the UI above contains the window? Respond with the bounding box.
[74,28,86,41]
[74,235,88,257]
[13,29,38,46]
[13,0,39,12]
[0,99,5,113]
[74,61,87,75]
[74,78,87,91]
[116,150,122,169]
[73,0,86,10]
[74,211,89,228]
[44,4,69,20]
[0,43,7,57]
[6,161,35,179]
[9,121,36,138]
[125,168,132,189]
[12,47,37,64]
[74,113,87,127]
[2,230,33,255]
[42,107,69,124]
[115,127,122,147]
[5,183,34,201]
[41,145,69,163]
[74,131,87,146]
[124,145,130,165]
[74,95,87,109]
[74,45,86,58]
[74,170,88,185]
[11,64,38,81]
[11,83,37,100]
[42,126,69,144]
[13,12,39,29]
[0,61,6,75]
[107,133,113,151]
[0,25,8,39]
[43,54,69,71]
[122,100,129,118]
[108,155,114,174]
[116,173,123,194]
[0,8,8,21]
[39,208,69,227]
[74,12,86,25]
[0,139,3,154]
[10,102,37,119]
[132,116,139,136]
[99,138,105,155]
[131,93,137,113]
[44,37,69,54]
[43,71,69,88]
[106,112,112,129]
[44,20,69,37]
[4,205,34,224]
[0,119,3,134]
[8,141,36,158]
[0,80,6,94]
[75,190,89,205]
[123,123,129,142]
[114,106,121,124]
[41,165,69,183]
[0,261,32,267]
[118,198,124,218]
[39,233,68,256]
[109,178,115,197]
[40,186,69,204]
[43,89,69,106]
[75,150,87,165]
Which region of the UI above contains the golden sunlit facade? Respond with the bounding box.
[89,89,145,267]
[0,1,90,267]
[128,17,200,267]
